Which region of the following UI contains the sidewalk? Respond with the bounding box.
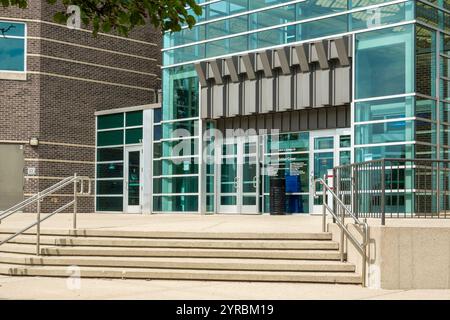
[1,276,450,300]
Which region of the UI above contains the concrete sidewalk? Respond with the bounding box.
[0,213,326,233]
[1,276,450,300]
[2,213,449,234]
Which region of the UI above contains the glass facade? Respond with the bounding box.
[163,0,414,66]
[0,21,26,72]
[89,0,450,215]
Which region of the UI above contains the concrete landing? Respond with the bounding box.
[0,213,325,233]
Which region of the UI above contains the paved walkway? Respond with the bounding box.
[1,276,450,300]
[0,213,326,233]
[2,213,449,233]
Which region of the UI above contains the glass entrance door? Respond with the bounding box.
[310,131,338,214]
[218,136,259,214]
[240,136,259,213]
[124,146,142,213]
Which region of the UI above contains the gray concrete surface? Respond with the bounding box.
[1,276,450,300]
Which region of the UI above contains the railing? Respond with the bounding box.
[334,159,450,225]
[314,176,369,287]
[0,174,91,255]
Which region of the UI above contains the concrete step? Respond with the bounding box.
[41,246,342,260]
[0,264,362,284]
[0,244,341,260]
[0,253,355,272]
[0,228,332,240]
[4,234,339,250]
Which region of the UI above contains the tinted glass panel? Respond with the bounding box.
[96,197,123,211]
[97,147,123,162]
[97,130,123,146]
[0,37,25,72]
[355,25,413,99]
[96,180,123,195]
[98,114,123,130]
[125,111,143,127]
[97,163,123,178]
[125,128,143,144]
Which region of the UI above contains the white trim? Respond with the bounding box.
[354,117,417,125]
[159,136,200,142]
[354,92,416,103]
[153,174,199,178]
[0,16,158,46]
[159,155,200,160]
[0,72,27,80]
[95,103,160,116]
[163,0,409,52]
[27,71,155,92]
[153,193,199,196]
[27,54,157,77]
[27,36,157,62]
[160,117,200,124]
[162,20,416,69]
[355,141,416,148]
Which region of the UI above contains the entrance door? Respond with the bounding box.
[218,136,259,214]
[310,131,339,214]
[124,146,143,213]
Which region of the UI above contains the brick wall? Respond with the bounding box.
[0,1,161,213]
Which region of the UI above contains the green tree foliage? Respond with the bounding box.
[1,0,202,35]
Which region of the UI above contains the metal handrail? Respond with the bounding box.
[0,173,91,255]
[314,176,369,287]
[0,176,74,219]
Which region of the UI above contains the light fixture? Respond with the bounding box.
[29,137,39,146]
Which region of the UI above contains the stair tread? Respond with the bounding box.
[0,265,362,284]
[4,236,339,249]
[0,252,353,265]
[0,264,359,277]
[0,229,332,239]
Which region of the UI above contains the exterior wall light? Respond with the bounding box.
[29,137,39,146]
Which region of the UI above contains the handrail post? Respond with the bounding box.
[362,224,368,287]
[322,174,327,232]
[73,174,78,230]
[381,159,386,226]
[338,169,345,262]
[36,193,41,256]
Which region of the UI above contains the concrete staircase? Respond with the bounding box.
[0,229,361,284]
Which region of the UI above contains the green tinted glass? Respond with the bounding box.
[98,113,123,130]
[96,196,123,211]
[126,111,143,127]
[162,176,198,193]
[97,147,123,162]
[96,180,123,195]
[97,130,123,146]
[97,163,123,178]
[125,128,143,144]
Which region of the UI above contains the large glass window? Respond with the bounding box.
[0,21,26,72]
[355,25,414,99]
[355,121,414,145]
[416,26,437,97]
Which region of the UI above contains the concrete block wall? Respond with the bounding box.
[328,222,450,289]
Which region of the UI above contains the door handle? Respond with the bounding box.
[234,177,238,189]
[252,176,257,188]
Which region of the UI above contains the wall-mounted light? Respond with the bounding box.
[29,137,39,146]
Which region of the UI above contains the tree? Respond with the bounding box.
[1,0,202,35]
